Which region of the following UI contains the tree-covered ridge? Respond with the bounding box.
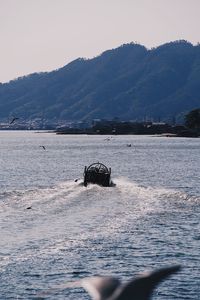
[0,40,200,122]
[185,108,200,128]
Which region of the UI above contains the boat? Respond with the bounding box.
[83,162,112,187]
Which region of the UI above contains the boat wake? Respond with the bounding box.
[0,177,198,213]
[0,177,199,296]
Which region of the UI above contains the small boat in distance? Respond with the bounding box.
[83,162,112,187]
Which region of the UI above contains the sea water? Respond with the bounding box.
[0,131,199,299]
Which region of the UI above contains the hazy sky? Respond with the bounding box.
[0,0,200,83]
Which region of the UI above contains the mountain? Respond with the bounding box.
[0,40,200,122]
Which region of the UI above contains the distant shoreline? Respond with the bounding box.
[0,128,199,137]
[55,129,200,138]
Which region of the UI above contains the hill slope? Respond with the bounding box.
[0,40,200,122]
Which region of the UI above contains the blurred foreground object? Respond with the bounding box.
[82,265,181,300]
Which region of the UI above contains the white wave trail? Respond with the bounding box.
[0,180,83,209]
[113,177,200,204]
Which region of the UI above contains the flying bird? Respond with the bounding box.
[10,117,19,124]
[39,145,46,150]
[37,265,181,299]
[82,265,181,300]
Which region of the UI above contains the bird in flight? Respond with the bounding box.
[82,265,181,300]
[10,117,19,124]
[39,265,181,299]
[39,145,46,150]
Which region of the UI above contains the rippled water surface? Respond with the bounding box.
[0,131,199,299]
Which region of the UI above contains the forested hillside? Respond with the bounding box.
[0,40,200,122]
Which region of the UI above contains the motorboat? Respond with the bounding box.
[83,162,112,187]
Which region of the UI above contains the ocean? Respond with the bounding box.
[0,131,199,299]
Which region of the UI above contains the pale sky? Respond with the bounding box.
[0,0,200,83]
